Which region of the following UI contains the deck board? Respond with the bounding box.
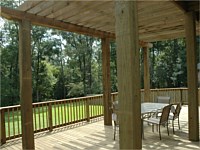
[1,105,199,150]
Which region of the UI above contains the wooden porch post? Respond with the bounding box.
[185,11,199,141]
[102,38,112,125]
[143,47,151,102]
[115,1,142,149]
[19,20,35,149]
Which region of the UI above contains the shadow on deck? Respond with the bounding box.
[1,105,199,150]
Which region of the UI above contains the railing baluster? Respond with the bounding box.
[0,109,6,145]
[73,100,75,123]
[7,109,10,140]
[82,99,84,120]
[70,101,73,123]
[76,99,78,121]
[58,102,61,126]
[53,102,57,126]
[61,101,63,125]
[78,99,81,120]
[64,101,66,124]
[12,108,15,138]
[86,99,90,122]
[17,107,20,136]
[67,101,70,124]
[33,105,37,131]
[45,103,48,129]
[42,103,45,130]
[97,97,101,115]
[38,105,41,131]
[48,102,52,131]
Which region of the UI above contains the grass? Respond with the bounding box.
[4,103,103,138]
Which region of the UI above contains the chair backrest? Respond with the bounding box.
[160,104,172,124]
[112,100,119,111]
[157,96,171,104]
[112,101,119,125]
[173,103,182,119]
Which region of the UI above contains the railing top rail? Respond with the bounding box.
[1,88,199,110]
[0,94,104,110]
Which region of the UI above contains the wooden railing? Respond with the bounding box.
[0,95,103,145]
[1,88,199,145]
[112,88,200,105]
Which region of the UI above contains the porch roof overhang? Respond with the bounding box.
[0,0,199,42]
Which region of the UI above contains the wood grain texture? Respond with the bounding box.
[19,20,35,149]
[115,1,142,149]
[1,106,199,150]
[143,47,151,102]
[185,11,199,141]
[0,109,6,145]
[1,1,199,41]
[102,38,112,125]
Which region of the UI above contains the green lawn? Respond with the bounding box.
[4,103,103,138]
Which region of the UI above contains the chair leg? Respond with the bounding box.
[159,125,161,140]
[172,120,175,134]
[114,125,116,140]
[142,120,144,139]
[152,125,154,132]
[167,122,169,136]
[178,117,180,130]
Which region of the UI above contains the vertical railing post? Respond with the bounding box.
[48,102,53,132]
[180,88,183,105]
[86,99,90,122]
[0,109,6,145]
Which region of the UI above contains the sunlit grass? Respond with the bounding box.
[4,103,103,138]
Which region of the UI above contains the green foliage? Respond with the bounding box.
[150,39,188,88]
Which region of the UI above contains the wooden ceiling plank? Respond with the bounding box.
[81,16,114,29]
[46,1,77,19]
[37,1,68,17]
[139,21,184,33]
[70,6,113,25]
[58,1,105,21]
[138,2,175,16]
[0,6,115,39]
[17,0,42,11]
[139,8,181,22]
[56,1,92,20]
[139,13,184,27]
[27,1,55,14]
[70,9,113,27]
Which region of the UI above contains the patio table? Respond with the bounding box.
[112,102,169,121]
[141,102,169,113]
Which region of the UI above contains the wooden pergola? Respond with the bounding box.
[1,1,199,149]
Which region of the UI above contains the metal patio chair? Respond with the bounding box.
[143,104,172,140]
[112,101,119,140]
[168,103,182,134]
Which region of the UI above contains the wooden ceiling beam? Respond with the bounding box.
[0,6,115,39]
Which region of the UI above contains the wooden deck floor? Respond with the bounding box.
[1,105,199,150]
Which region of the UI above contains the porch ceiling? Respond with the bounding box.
[1,0,200,41]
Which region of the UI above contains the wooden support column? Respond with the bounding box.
[115,1,141,149]
[19,20,35,149]
[185,11,199,141]
[143,47,151,102]
[102,38,112,125]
